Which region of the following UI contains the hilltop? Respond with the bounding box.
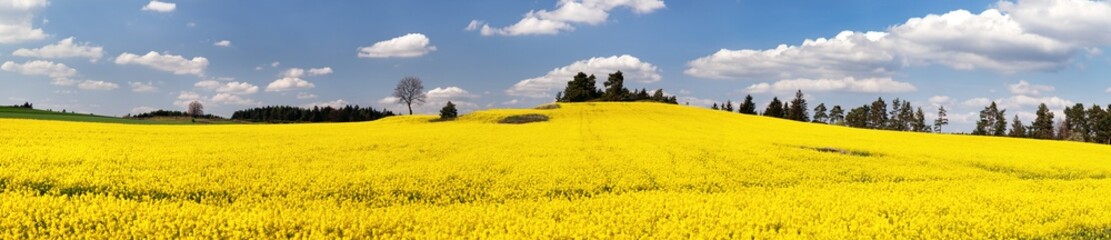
[2,102,1111,238]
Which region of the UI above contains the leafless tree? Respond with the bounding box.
[187,101,204,117]
[393,77,426,115]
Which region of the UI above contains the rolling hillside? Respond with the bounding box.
[0,107,238,124]
[2,102,1111,238]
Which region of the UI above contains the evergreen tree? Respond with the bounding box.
[1090,105,1111,144]
[869,98,888,129]
[786,90,809,122]
[723,100,734,112]
[973,102,1006,136]
[1032,103,1056,139]
[1065,104,1090,141]
[764,97,785,118]
[899,101,914,131]
[933,106,949,133]
[829,105,845,125]
[813,103,829,123]
[738,95,757,114]
[845,105,871,128]
[888,98,905,131]
[651,89,665,101]
[1009,115,1027,138]
[439,101,458,119]
[602,71,626,101]
[711,103,719,110]
[912,107,928,132]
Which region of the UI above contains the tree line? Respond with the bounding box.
[8,102,33,109]
[710,90,950,133]
[230,105,395,123]
[556,71,679,104]
[970,101,1111,143]
[126,109,222,119]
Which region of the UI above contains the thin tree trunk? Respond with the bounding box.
[408,104,413,115]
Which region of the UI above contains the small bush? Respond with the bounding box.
[499,114,549,124]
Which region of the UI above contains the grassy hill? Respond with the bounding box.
[2,102,1111,238]
[0,106,239,124]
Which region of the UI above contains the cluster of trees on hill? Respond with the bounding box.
[970,102,1111,143]
[9,102,33,109]
[710,90,950,133]
[126,109,222,119]
[556,71,678,104]
[230,105,395,123]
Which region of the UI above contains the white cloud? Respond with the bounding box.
[687,31,894,80]
[129,81,158,92]
[1006,95,1073,109]
[962,97,993,108]
[308,67,332,76]
[12,37,104,61]
[174,91,206,108]
[215,82,258,95]
[928,95,953,107]
[302,99,350,109]
[506,54,662,98]
[677,95,716,107]
[357,33,436,58]
[141,0,175,13]
[376,96,399,105]
[296,92,317,99]
[265,68,315,92]
[77,80,118,90]
[427,86,476,100]
[194,80,220,89]
[114,51,208,76]
[743,77,916,94]
[1008,80,1054,96]
[270,61,280,67]
[468,0,665,36]
[0,0,48,44]
[1,60,77,78]
[213,40,231,47]
[685,7,1086,80]
[211,93,258,106]
[999,0,1111,46]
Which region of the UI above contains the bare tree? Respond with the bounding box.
[187,101,204,117]
[393,77,426,115]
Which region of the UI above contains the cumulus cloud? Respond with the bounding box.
[302,99,350,109]
[506,55,662,98]
[211,93,258,106]
[468,0,665,36]
[743,77,916,94]
[77,80,118,90]
[141,0,175,13]
[130,106,158,114]
[999,0,1111,46]
[129,81,158,92]
[265,68,316,92]
[12,37,104,61]
[1008,80,1054,96]
[427,86,477,100]
[213,40,231,47]
[0,0,48,44]
[194,80,220,89]
[114,51,208,76]
[928,95,953,107]
[686,3,1104,80]
[1,60,77,79]
[357,33,436,58]
[308,67,332,76]
[214,81,259,95]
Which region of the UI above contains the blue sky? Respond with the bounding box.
[1,0,1110,132]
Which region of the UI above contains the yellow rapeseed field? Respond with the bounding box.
[3,102,1111,239]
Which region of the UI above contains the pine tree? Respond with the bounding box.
[1032,103,1055,139]
[829,105,845,125]
[711,103,719,110]
[439,101,458,119]
[869,98,887,129]
[912,107,928,132]
[786,90,809,122]
[933,106,948,133]
[1089,105,1111,144]
[724,100,734,112]
[845,105,871,128]
[813,103,828,123]
[1009,115,1027,138]
[652,89,665,101]
[738,95,757,114]
[764,97,785,118]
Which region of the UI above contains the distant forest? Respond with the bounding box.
[230,105,395,123]
[711,90,1111,145]
[556,71,678,104]
[127,110,222,119]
